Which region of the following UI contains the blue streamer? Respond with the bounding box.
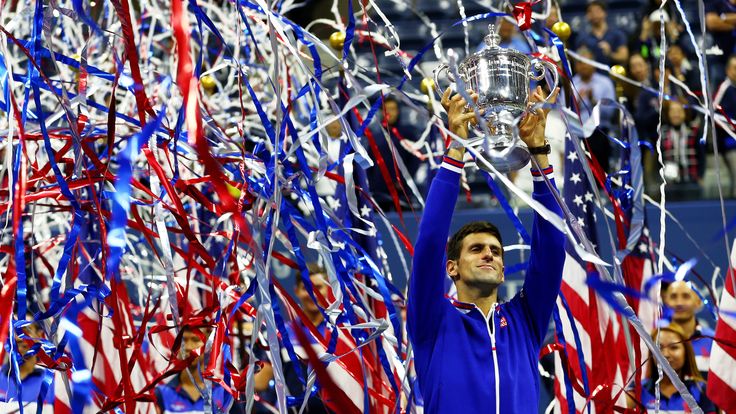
[341,0,356,63]
[106,79,170,280]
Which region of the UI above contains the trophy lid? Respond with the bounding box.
[483,24,501,49]
[475,22,530,62]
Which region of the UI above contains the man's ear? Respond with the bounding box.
[446,260,458,281]
[695,293,703,311]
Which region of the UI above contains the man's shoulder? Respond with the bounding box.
[604,27,627,42]
[572,32,594,48]
[695,323,715,338]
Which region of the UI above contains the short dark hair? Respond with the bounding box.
[383,96,400,107]
[576,46,594,59]
[728,53,736,66]
[586,0,606,12]
[447,221,503,261]
[296,262,326,287]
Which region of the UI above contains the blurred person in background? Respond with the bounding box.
[155,325,241,414]
[626,324,717,413]
[705,0,736,86]
[368,96,421,211]
[657,100,704,201]
[625,53,662,193]
[0,320,54,413]
[630,9,689,67]
[662,281,714,379]
[667,44,699,93]
[712,54,736,198]
[573,0,629,66]
[572,47,616,173]
[277,263,334,413]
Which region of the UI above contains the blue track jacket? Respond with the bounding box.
[408,156,566,413]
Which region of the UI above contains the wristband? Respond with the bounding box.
[528,140,551,155]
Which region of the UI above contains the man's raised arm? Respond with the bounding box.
[407,90,477,345]
[516,87,566,346]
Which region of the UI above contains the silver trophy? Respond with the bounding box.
[434,24,559,172]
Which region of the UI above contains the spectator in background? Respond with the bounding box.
[667,44,699,92]
[573,0,629,67]
[630,10,683,68]
[626,325,717,413]
[367,96,420,211]
[0,321,54,413]
[662,281,714,379]
[572,47,616,172]
[279,263,334,414]
[657,61,686,101]
[536,1,568,75]
[155,325,241,414]
[544,0,560,30]
[714,54,736,141]
[627,53,654,89]
[658,101,704,200]
[713,54,736,198]
[236,318,278,414]
[626,54,661,184]
[705,0,736,86]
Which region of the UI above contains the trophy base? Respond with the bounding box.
[475,142,531,173]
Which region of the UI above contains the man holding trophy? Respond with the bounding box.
[407,25,566,413]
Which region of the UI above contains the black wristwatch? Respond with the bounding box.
[528,140,551,155]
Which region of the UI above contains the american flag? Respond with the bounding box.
[553,134,632,413]
[706,239,736,412]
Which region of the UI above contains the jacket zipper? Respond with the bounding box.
[483,304,501,414]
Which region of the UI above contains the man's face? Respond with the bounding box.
[664,281,701,324]
[384,101,400,126]
[447,233,505,289]
[296,272,330,315]
[726,58,736,83]
[586,4,606,26]
[576,59,595,79]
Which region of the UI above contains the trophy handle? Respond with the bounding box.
[432,64,455,96]
[528,59,560,106]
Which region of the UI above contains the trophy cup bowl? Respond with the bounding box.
[434,24,559,172]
